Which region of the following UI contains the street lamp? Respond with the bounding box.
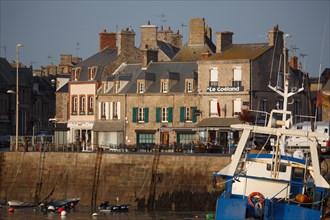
[15,43,23,151]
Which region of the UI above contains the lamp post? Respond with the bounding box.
[15,43,23,151]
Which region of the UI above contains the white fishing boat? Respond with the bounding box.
[214,32,330,219]
[7,200,35,207]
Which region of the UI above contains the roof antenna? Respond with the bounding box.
[76,42,80,57]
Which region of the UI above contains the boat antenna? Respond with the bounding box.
[314,12,329,122]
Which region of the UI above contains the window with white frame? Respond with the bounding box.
[99,102,109,119]
[185,107,192,121]
[162,107,168,122]
[88,67,97,80]
[233,98,242,115]
[209,67,218,87]
[111,102,120,119]
[88,95,94,114]
[138,107,145,122]
[233,67,242,87]
[72,96,77,114]
[161,80,168,93]
[115,81,120,93]
[138,81,145,93]
[80,96,85,114]
[210,99,218,117]
[72,68,80,81]
[186,80,193,92]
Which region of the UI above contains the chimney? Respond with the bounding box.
[142,49,158,68]
[171,31,183,49]
[118,28,135,56]
[140,23,158,50]
[157,26,166,41]
[99,29,116,51]
[216,31,233,53]
[268,25,283,47]
[290,56,298,70]
[165,26,173,45]
[205,25,212,42]
[188,18,205,46]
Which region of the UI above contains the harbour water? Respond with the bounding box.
[0,206,212,220]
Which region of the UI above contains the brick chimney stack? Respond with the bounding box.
[216,31,233,53]
[290,56,298,70]
[99,29,116,51]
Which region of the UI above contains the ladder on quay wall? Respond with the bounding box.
[148,150,161,210]
[91,150,103,211]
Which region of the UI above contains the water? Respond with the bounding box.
[0,206,212,220]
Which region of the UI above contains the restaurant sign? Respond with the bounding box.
[206,86,243,92]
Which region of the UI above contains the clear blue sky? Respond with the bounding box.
[1,0,329,77]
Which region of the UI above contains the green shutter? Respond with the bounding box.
[144,108,149,123]
[192,107,197,122]
[180,107,185,122]
[168,107,173,122]
[132,107,137,123]
[156,107,161,123]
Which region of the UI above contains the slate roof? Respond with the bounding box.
[0,57,15,84]
[171,43,216,62]
[74,47,118,82]
[157,41,180,59]
[57,83,68,93]
[207,43,271,60]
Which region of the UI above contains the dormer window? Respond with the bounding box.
[88,67,97,80]
[72,68,81,81]
[186,80,193,93]
[114,81,120,93]
[138,81,145,93]
[161,80,168,93]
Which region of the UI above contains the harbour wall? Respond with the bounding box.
[0,152,228,211]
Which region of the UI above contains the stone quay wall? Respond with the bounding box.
[0,152,229,211]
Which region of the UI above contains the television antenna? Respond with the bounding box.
[156,13,166,27]
[299,53,308,70]
[180,23,187,34]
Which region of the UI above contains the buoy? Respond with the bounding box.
[58,207,65,213]
[8,207,14,213]
[47,205,55,212]
[92,212,98,217]
[206,213,215,219]
[61,210,67,216]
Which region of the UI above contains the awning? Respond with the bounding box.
[195,117,241,127]
[93,121,124,132]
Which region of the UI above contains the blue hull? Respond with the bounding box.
[215,195,321,220]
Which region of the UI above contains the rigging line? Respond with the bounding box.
[315,12,329,121]
[268,30,279,85]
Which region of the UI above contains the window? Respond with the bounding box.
[88,95,94,114]
[80,96,85,114]
[261,99,267,113]
[180,106,197,122]
[186,81,193,92]
[138,82,145,93]
[88,67,97,80]
[294,100,301,116]
[132,107,149,123]
[115,81,120,93]
[72,96,77,115]
[267,163,286,172]
[233,98,242,115]
[138,108,144,122]
[72,68,80,81]
[161,81,168,93]
[162,107,168,122]
[233,67,242,87]
[99,102,109,120]
[137,132,155,145]
[276,99,283,110]
[209,67,218,87]
[111,102,120,120]
[210,99,218,117]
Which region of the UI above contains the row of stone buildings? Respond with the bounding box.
[53,18,329,151]
[1,18,328,150]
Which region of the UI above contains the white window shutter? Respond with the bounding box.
[234,98,242,114]
[98,102,102,120]
[234,67,242,81]
[110,102,113,120]
[117,102,121,119]
[105,102,109,120]
[210,99,218,117]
